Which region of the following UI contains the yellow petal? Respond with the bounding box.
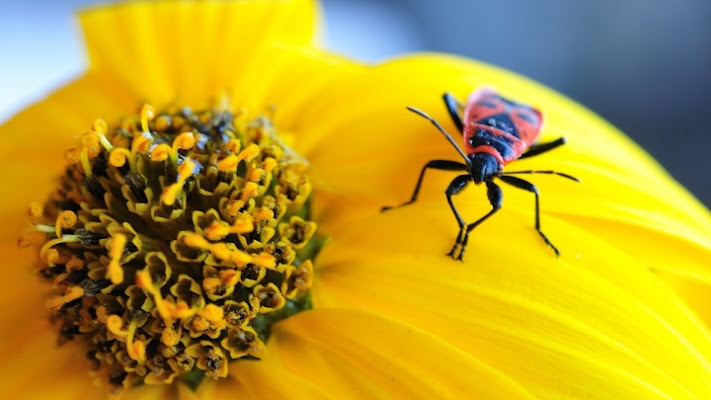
[313,206,711,399]
[196,348,335,400]
[0,72,134,239]
[258,309,535,399]
[79,0,320,106]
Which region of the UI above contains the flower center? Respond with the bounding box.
[22,104,320,393]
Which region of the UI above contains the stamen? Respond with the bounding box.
[140,104,155,134]
[126,320,146,363]
[109,148,132,168]
[54,210,77,238]
[161,158,196,206]
[40,235,80,266]
[217,144,260,172]
[173,132,195,151]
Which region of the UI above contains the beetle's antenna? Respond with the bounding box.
[407,106,469,162]
[501,170,580,182]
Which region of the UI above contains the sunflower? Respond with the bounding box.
[2,0,711,399]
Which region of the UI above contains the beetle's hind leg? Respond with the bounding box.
[518,137,566,159]
[498,175,560,256]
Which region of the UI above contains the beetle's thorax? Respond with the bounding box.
[468,153,503,183]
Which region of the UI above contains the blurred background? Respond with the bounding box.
[1,0,710,206]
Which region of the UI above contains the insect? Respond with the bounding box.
[382,87,579,261]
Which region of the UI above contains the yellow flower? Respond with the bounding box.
[2,0,711,399]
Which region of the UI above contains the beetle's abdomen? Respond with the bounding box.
[464,125,527,165]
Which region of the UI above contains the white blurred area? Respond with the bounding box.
[0,0,420,123]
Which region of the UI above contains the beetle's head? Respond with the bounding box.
[468,153,502,183]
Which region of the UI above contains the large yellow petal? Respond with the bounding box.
[312,206,711,399]
[79,0,320,107]
[256,309,536,399]
[196,344,335,400]
[303,54,711,325]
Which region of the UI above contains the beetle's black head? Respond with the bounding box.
[468,153,502,183]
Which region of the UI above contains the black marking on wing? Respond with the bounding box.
[469,128,517,159]
[475,113,519,138]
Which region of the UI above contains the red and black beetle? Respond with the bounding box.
[383,88,579,261]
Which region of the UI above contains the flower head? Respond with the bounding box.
[2,0,711,399]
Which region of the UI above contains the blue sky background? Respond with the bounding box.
[1,0,710,206]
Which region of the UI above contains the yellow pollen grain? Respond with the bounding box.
[107,234,127,284]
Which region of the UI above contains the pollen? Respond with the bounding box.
[24,104,320,393]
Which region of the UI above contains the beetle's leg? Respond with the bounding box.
[455,180,503,261]
[501,169,579,182]
[518,137,566,159]
[381,160,468,211]
[498,175,559,256]
[441,174,475,258]
[443,92,464,132]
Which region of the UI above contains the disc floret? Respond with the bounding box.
[22,104,318,393]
